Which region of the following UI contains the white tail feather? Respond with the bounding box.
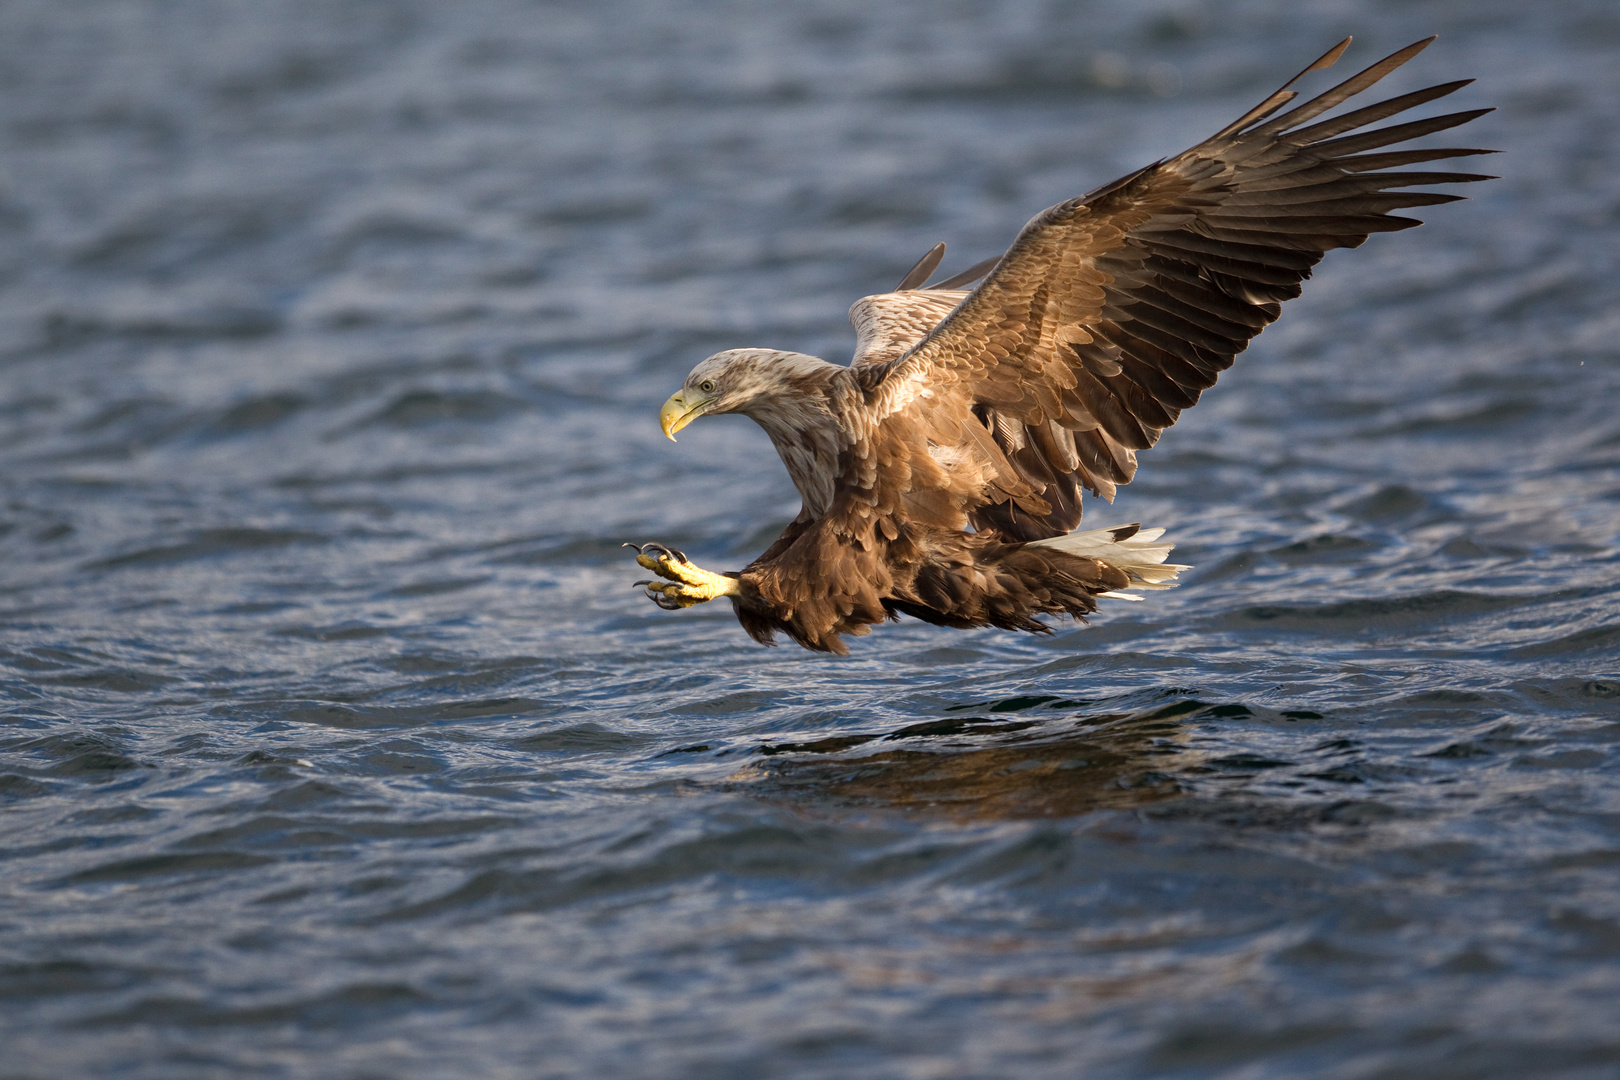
[1029,523,1192,602]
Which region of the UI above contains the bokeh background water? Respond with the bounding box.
[2,1,1618,1077]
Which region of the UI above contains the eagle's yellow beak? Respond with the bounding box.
[659,391,712,441]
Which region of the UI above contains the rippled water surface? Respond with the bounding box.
[3,2,1619,1077]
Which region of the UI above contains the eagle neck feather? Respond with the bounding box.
[736,354,848,519]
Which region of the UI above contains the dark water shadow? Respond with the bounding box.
[731,699,1207,821]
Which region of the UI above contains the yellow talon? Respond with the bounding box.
[627,543,741,609]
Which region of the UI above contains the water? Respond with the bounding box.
[2,2,1618,1077]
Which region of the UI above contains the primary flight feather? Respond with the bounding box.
[628,36,1493,654]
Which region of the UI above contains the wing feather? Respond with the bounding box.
[852,37,1492,541]
[848,245,1007,369]
[849,289,970,368]
[895,242,947,291]
[1245,37,1437,138]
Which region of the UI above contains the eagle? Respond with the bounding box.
[627,37,1492,654]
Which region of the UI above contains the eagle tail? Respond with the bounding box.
[1028,523,1190,601]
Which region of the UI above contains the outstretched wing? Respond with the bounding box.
[861,36,1493,541]
[850,289,971,367]
[848,243,1001,368]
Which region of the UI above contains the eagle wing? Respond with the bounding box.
[850,288,971,368]
[859,36,1494,541]
[848,242,1001,368]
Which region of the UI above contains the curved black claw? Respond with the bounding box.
[631,579,654,589]
[624,541,690,565]
[643,541,688,563]
[644,583,684,610]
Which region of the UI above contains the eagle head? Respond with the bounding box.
[659,348,828,440]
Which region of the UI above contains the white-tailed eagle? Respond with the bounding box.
[628,37,1492,654]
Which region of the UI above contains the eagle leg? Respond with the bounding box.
[625,542,740,609]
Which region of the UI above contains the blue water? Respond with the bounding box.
[2,2,1618,1077]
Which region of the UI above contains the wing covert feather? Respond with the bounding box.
[849,289,970,369]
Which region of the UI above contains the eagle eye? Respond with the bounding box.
[699,379,717,394]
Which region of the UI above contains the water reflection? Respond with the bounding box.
[734,700,1206,820]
